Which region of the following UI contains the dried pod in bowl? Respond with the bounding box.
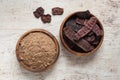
[60,10,104,56]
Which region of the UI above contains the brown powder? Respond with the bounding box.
[17,32,58,71]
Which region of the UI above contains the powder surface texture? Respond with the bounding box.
[17,32,57,71]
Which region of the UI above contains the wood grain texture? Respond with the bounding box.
[0,0,120,80]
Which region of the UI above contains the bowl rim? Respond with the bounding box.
[60,11,104,56]
[16,29,60,72]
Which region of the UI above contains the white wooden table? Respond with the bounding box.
[0,0,120,80]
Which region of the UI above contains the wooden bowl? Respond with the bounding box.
[16,29,60,72]
[60,11,104,56]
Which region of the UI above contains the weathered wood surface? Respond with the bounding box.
[0,0,120,80]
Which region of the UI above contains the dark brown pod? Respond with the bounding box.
[60,11,104,56]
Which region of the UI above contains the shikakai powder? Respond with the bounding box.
[16,30,59,72]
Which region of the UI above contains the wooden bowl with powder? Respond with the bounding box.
[60,11,104,56]
[16,29,59,72]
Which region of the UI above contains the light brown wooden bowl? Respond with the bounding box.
[16,29,60,72]
[60,11,104,56]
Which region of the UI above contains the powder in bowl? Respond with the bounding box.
[16,29,59,72]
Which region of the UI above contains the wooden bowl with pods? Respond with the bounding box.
[16,29,60,72]
[60,10,104,56]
